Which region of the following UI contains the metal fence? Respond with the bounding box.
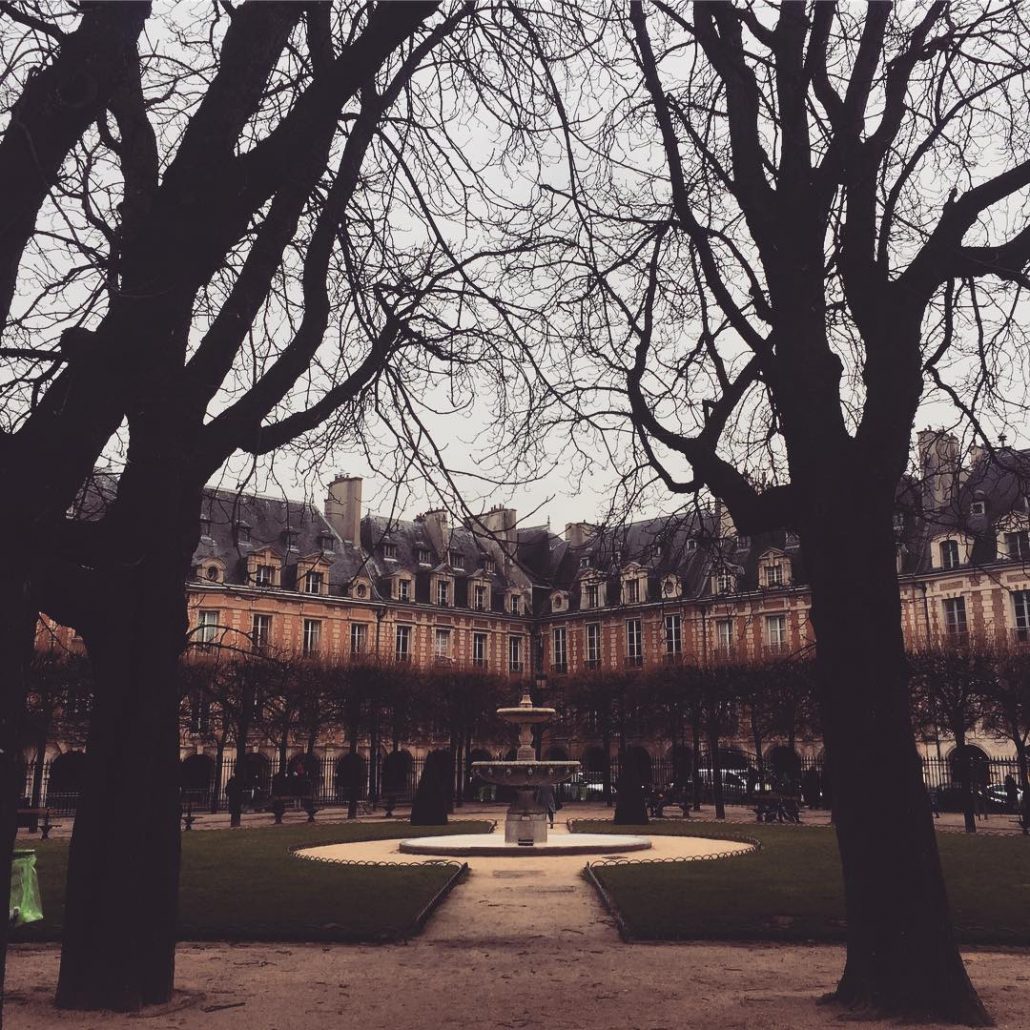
[18,747,1027,816]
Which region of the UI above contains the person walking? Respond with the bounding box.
[537,784,558,829]
[1004,774,1019,813]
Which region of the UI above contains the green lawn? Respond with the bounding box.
[573,821,1030,946]
[12,820,490,943]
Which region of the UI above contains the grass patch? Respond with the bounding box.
[12,820,491,943]
[573,821,1030,946]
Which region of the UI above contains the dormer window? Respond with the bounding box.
[625,579,640,604]
[662,575,680,598]
[205,564,221,583]
[735,535,750,548]
[584,582,600,609]
[483,558,495,574]
[303,570,324,594]
[417,548,432,565]
[354,582,368,598]
[448,551,464,570]
[199,515,212,538]
[318,533,335,553]
[940,539,960,570]
[235,522,251,544]
[397,577,411,601]
[437,580,449,606]
[765,564,784,588]
[715,571,735,594]
[255,564,275,587]
[970,501,986,516]
[893,513,905,531]
[579,556,591,568]
[282,529,299,550]
[382,542,397,560]
[509,593,521,615]
[686,539,698,552]
[473,583,488,611]
[785,532,799,546]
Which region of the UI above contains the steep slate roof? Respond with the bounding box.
[195,487,367,593]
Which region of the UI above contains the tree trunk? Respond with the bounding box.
[805,501,990,1024]
[55,566,185,1011]
[707,724,725,819]
[690,714,703,811]
[951,729,976,833]
[212,739,225,815]
[0,577,38,1027]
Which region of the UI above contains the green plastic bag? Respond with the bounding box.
[10,849,43,927]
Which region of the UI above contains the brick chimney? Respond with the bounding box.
[474,505,517,559]
[917,429,960,511]
[421,509,450,555]
[325,475,362,546]
[564,522,596,548]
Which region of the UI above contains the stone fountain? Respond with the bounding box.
[472,685,580,845]
[398,682,651,856]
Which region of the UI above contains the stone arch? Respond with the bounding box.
[180,754,214,804]
[947,744,990,788]
[581,745,609,774]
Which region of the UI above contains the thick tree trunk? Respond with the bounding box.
[805,501,990,1025]
[951,728,976,833]
[0,577,38,1029]
[707,725,725,819]
[55,561,185,1011]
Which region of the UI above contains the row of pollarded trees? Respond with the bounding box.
[909,642,1030,833]
[179,647,514,821]
[553,656,820,818]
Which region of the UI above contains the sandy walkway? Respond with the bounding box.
[6,822,1027,1028]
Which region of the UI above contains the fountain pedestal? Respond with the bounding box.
[472,687,580,847]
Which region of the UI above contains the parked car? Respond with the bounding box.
[985,782,1024,811]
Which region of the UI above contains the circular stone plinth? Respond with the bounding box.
[396,832,652,857]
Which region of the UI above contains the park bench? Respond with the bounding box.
[270,793,317,824]
[755,793,801,824]
[646,786,691,819]
[16,808,57,839]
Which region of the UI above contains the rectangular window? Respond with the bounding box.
[585,583,599,609]
[473,584,487,611]
[303,618,321,656]
[350,623,368,656]
[473,632,487,666]
[251,613,272,650]
[664,614,682,656]
[509,594,521,615]
[318,533,335,553]
[552,627,568,672]
[197,609,219,646]
[437,580,449,606]
[417,548,432,565]
[509,635,523,672]
[1014,590,1030,642]
[625,619,643,666]
[765,613,787,651]
[394,578,410,601]
[943,597,968,641]
[1006,531,1030,560]
[255,564,274,587]
[395,624,411,661]
[625,579,639,604]
[448,551,464,570]
[304,570,324,594]
[585,623,601,667]
[483,559,496,574]
[236,523,251,544]
[434,627,451,659]
[715,572,734,593]
[189,692,210,734]
[940,539,960,569]
[765,564,783,587]
[716,617,733,654]
[382,542,397,560]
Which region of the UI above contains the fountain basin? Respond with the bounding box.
[495,706,556,724]
[472,760,580,788]
[397,832,652,856]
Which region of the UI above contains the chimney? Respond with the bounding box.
[421,509,450,555]
[917,429,960,511]
[325,475,362,546]
[564,522,596,548]
[473,505,518,560]
[714,498,736,539]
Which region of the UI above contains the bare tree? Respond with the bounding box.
[503,1,1030,1021]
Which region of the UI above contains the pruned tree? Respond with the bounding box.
[505,2,1030,1020]
[910,644,995,833]
[985,645,1030,793]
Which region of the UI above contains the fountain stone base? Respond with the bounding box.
[505,790,549,845]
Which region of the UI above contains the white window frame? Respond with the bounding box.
[472,632,487,666]
[198,609,219,645]
[585,623,601,666]
[508,635,523,671]
[303,618,322,656]
[765,613,787,649]
[434,627,452,659]
[625,619,643,663]
[395,624,411,661]
[251,613,271,650]
[304,569,324,594]
[664,613,682,655]
[255,563,274,587]
[397,578,411,602]
[552,627,568,671]
[350,623,369,656]
[943,597,968,640]
[473,583,487,611]
[940,539,960,570]
[716,617,733,653]
[437,579,449,606]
